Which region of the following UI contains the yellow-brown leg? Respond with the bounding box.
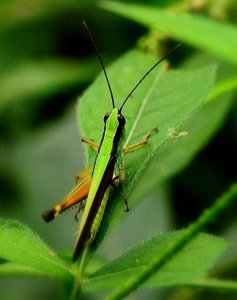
[81,137,99,151]
[75,167,93,184]
[42,173,91,222]
[123,127,158,153]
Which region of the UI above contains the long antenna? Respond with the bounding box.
[83,21,115,108]
[119,43,181,112]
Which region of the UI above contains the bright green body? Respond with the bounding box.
[73,108,125,261]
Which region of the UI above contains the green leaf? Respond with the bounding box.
[101,1,237,65]
[131,52,235,203]
[103,184,237,299]
[0,262,46,277]
[134,94,233,202]
[77,50,216,251]
[82,232,227,292]
[0,219,72,279]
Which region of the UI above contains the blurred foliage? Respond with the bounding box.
[1,0,237,299]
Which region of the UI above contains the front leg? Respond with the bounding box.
[123,127,158,153]
[81,137,99,151]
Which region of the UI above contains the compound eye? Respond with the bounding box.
[104,112,110,122]
[118,114,126,126]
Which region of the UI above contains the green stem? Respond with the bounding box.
[69,247,89,300]
[187,278,237,292]
[105,183,237,300]
[69,272,81,300]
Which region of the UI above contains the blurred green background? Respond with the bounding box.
[1,0,237,299]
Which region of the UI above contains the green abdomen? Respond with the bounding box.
[90,189,110,240]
